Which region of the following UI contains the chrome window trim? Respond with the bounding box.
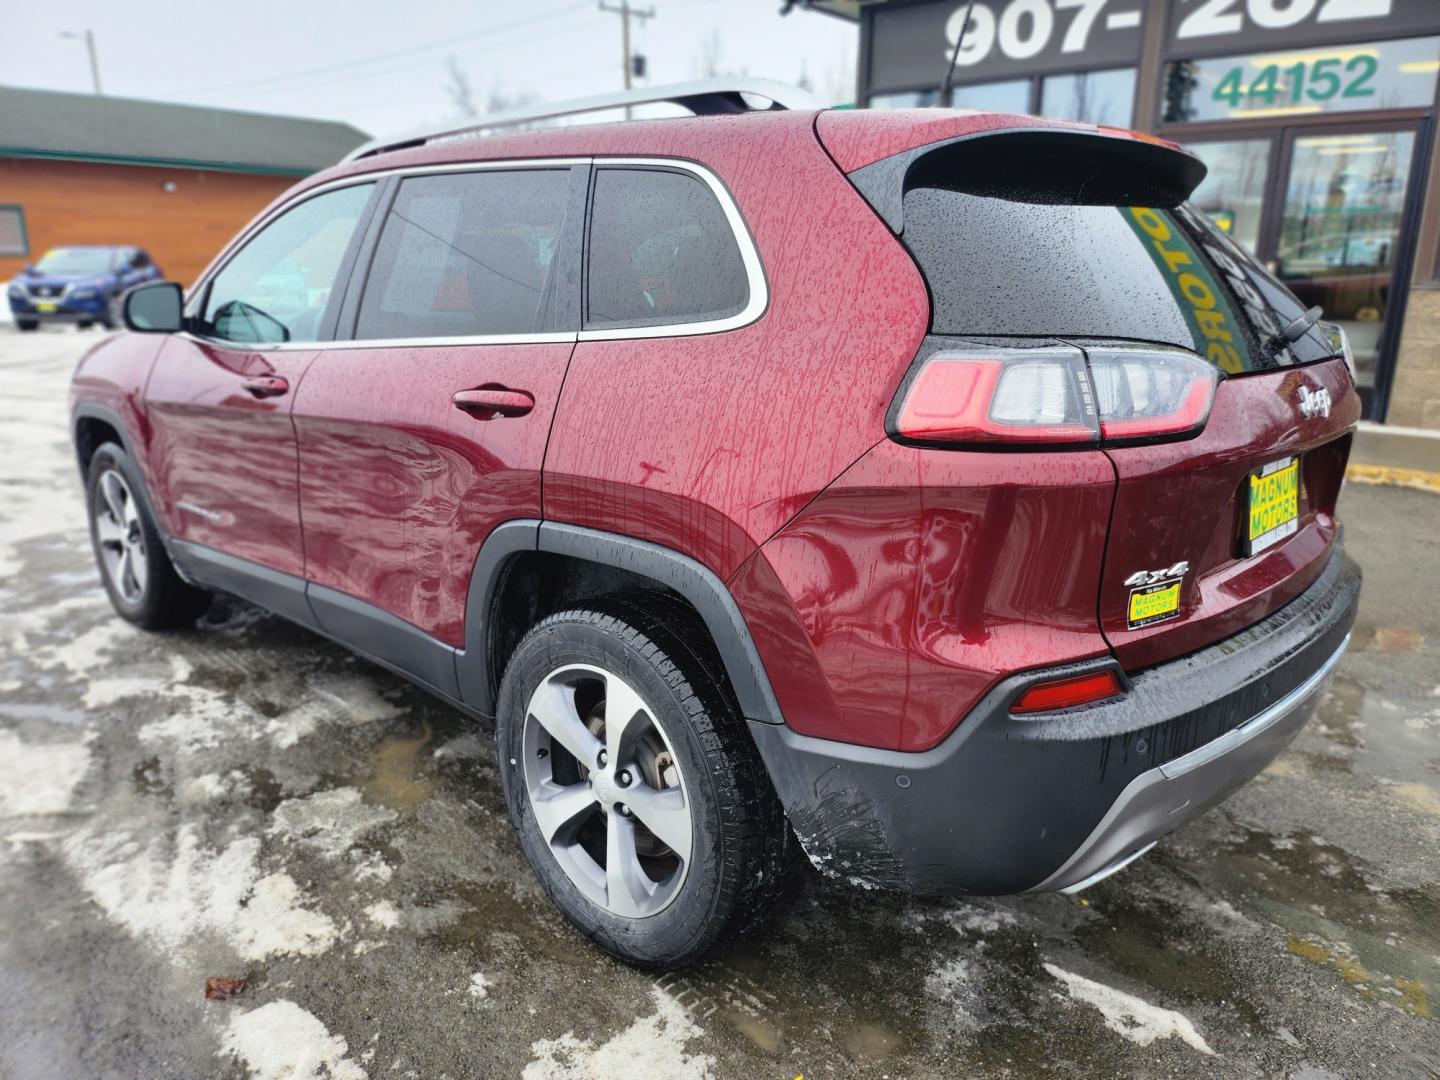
[180,154,766,352]
[577,156,768,342]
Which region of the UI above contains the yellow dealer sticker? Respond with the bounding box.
[1127,579,1182,630]
[1246,456,1300,556]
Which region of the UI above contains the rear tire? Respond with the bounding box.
[85,442,212,630]
[496,596,791,969]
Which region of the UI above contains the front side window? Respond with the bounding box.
[355,169,571,341]
[586,167,749,330]
[200,183,374,345]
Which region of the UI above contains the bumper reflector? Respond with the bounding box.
[1012,669,1123,714]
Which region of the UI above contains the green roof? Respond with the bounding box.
[0,85,368,176]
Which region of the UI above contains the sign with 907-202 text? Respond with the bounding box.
[1166,0,1440,60]
[867,0,1146,94]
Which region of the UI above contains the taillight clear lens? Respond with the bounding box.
[1086,347,1218,444]
[891,344,1218,449]
[893,348,1099,446]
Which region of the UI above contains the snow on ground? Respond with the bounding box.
[523,987,714,1080]
[221,1001,368,1080]
[1044,963,1216,1056]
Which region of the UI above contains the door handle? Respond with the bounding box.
[452,387,534,419]
[241,375,289,398]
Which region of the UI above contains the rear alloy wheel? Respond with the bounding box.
[497,600,791,969]
[86,442,211,629]
[522,663,693,919]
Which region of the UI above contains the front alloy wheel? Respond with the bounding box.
[94,469,148,605]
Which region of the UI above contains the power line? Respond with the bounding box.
[178,2,590,98]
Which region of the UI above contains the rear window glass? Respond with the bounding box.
[586,167,748,330]
[901,188,1328,373]
[357,169,569,341]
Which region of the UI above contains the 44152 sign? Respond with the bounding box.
[1212,53,1377,107]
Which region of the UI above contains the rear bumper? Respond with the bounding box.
[749,543,1360,895]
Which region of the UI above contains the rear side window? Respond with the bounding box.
[901,189,1328,373]
[356,169,570,341]
[586,167,748,330]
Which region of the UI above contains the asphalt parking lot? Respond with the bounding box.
[2,328,1438,1080]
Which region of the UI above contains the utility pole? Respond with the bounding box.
[60,29,102,95]
[598,0,655,118]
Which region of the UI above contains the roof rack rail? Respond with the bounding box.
[342,78,822,163]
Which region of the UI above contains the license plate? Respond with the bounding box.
[36,302,57,313]
[1244,455,1300,556]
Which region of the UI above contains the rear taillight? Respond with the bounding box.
[891,343,1218,450]
[1086,347,1217,445]
[1011,668,1124,714]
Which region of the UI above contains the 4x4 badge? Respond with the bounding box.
[1123,562,1189,588]
[1298,384,1331,420]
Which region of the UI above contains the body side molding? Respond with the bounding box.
[170,539,318,629]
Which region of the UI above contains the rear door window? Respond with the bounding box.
[585,166,749,331]
[901,188,1331,373]
[355,169,571,341]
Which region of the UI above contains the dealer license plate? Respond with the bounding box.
[1244,456,1300,556]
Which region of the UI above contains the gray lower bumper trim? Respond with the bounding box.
[1030,632,1350,893]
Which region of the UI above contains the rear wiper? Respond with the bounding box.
[1277,305,1323,345]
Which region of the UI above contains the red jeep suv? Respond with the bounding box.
[70,81,1360,969]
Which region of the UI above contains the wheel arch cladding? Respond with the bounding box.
[461,521,785,728]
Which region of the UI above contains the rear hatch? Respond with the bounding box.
[840,121,1359,670]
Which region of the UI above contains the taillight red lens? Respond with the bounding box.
[1011,669,1123,714]
[893,348,1099,446]
[891,344,1218,449]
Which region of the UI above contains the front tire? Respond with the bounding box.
[496,598,791,969]
[86,442,211,629]
[16,319,38,332]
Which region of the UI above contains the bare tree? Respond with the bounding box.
[443,55,478,119]
[692,27,724,79]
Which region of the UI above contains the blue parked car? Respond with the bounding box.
[7,245,163,331]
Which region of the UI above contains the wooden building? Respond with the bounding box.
[0,86,366,288]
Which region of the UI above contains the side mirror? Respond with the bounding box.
[123,281,184,333]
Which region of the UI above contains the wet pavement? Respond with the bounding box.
[2,328,1438,1080]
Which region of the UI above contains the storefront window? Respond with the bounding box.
[1276,130,1416,405]
[1164,36,1440,124]
[948,79,1031,113]
[870,89,940,109]
[1040,68,1136,126]
[1185,139,1271,255]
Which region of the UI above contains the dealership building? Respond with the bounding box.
[802,0,1440,428]
[0,86,365,290]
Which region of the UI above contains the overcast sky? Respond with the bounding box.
[3,0,859,137]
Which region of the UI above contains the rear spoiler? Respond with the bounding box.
[849,128,1208,234]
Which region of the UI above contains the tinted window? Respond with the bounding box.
[901,188,1329,374]
[356,170,570,341]
[586,167,748,330]
[202,183,373,345]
